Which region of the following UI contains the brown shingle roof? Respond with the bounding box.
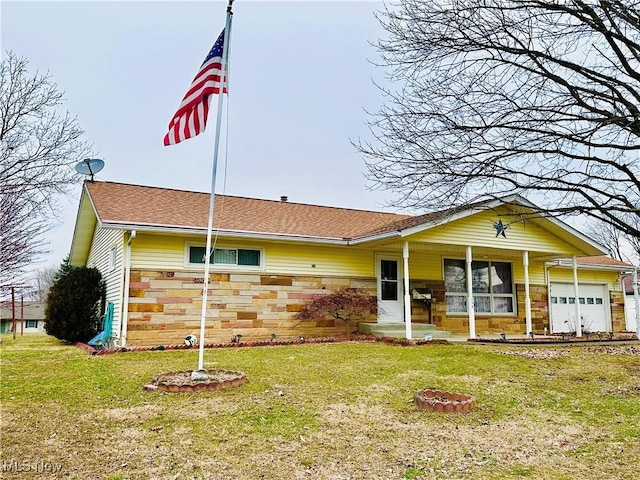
[576,256,633,268]
[85,181,411,240]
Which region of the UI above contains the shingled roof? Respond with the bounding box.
[85,181,411,240]
[576,256,633,268]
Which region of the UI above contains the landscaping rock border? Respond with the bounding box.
[82,334,449,355]
[143,369,246,393]
[414,388,476,413]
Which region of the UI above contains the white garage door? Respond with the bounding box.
[550,283,609,333]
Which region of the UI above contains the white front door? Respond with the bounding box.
[376,255,404,323]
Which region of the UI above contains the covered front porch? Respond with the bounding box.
[351,197,613,340]
[364,239,604,340]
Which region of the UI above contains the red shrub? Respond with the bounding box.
[296,288,378,334]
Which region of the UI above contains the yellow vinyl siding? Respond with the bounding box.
[407,208,582,255]
[87,227,125,338]
[263,243,373,276]
[514,260,547,285]
[548,268,622,290]
[130,233,376,277]
[131,235,186,270]
[404,251,547,285]
[406,251,440,279]
[129,232,555,285]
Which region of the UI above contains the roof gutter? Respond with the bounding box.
[98,222,376,245]
[347,231,401,245]
[545,259,632,272]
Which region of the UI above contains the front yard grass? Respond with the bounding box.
[1,334,639,479]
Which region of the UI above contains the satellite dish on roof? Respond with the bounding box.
[75,158,105,182]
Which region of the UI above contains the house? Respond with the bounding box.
[0,301,46,334]
[69,181,632,346]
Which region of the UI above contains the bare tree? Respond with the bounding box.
[358,0,640,238]
[586,220,626,261]
[31,265,58,301]
[0,51,92,285]
[587,214,640,264]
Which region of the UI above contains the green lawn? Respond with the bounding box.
[1,334,639,479]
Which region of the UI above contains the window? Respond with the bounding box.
[380,260,398,301]
[26,320,37,329]
[109,246,116,271]
[444,259,514,314]
[188,246,262,268]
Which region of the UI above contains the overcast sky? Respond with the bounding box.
[2,0,398,274]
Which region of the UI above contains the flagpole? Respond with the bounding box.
[195,0,234,374]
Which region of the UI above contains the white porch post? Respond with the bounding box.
[572,255,582,337]
[466,246,476,339]
[634,267,640,340]
[403,241,412,340]
[523,251,532,335]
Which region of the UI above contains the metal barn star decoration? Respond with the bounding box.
[492,215,526,238]
[493,219,509,238]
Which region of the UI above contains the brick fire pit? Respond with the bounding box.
[414,388,476,413]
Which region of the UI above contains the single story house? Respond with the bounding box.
[0,301,46,334]
[69,181,632,346]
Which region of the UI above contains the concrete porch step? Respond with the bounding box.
[358,322,452,340]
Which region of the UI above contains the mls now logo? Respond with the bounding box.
[2,458,63,474]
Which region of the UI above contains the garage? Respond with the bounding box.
[549,283,610,333]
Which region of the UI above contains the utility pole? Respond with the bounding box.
[11,287,16,340]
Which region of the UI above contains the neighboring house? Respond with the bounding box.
[69,181,631,346]
[0,301,46,334]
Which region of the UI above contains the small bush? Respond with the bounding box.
[296,288,378,334]
[45,266,106,343]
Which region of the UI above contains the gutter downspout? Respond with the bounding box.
[120,230,136,347]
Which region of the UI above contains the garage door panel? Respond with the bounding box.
[550,283,608,333]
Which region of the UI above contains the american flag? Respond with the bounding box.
[163,29,228,146]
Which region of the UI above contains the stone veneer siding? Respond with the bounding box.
[126,269,377,346]
[610,290,625,332]
[125,271,626,345]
